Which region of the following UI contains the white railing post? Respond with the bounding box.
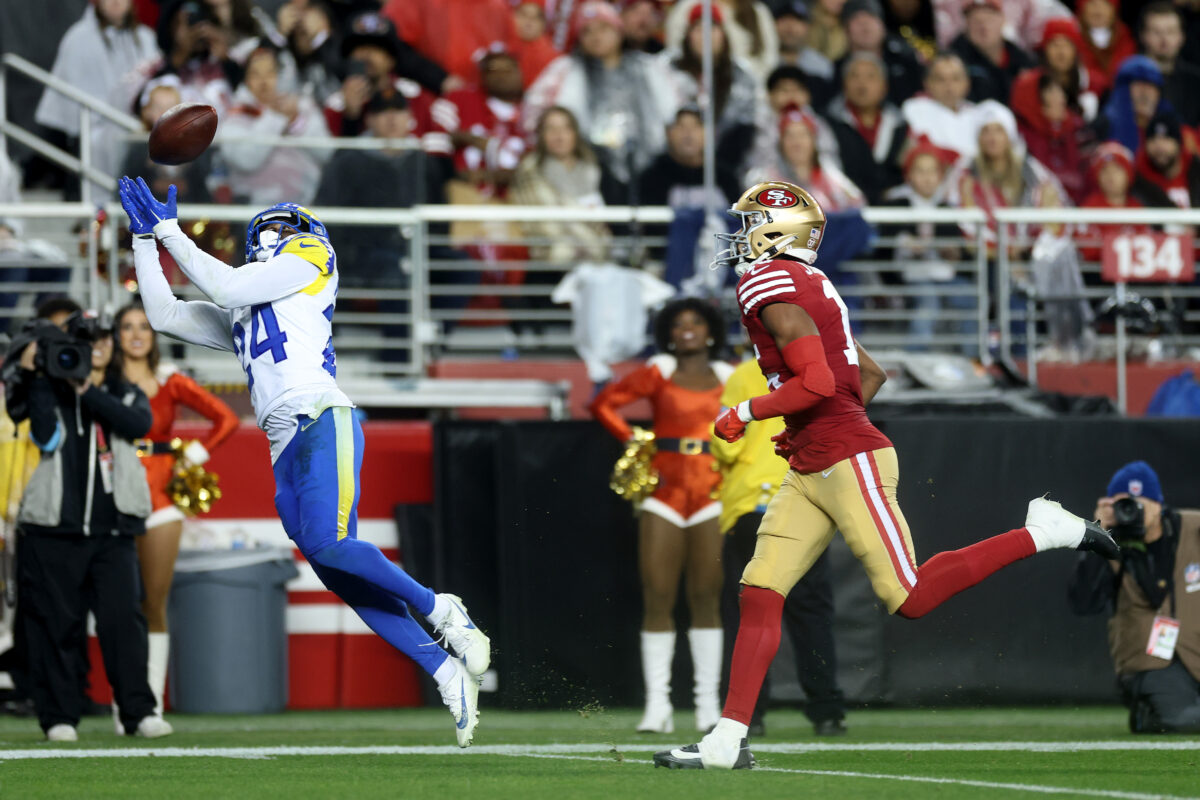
[0,61,7,159]
[1026,291,1038,387]
[86,209,99,310]
[106,202,122,306]
[996,224,1011,366]
[975,223,989,363]
[79,107,91,205]
[1115,281,1128,414]
[408,218,429,376]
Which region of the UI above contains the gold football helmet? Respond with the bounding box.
[713,181,826,275]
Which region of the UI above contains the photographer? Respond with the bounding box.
[1069,461,1200,733]
[2,310,170,741]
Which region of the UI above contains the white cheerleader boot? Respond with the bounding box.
[689,628,723,732]
[147,632,170,717]
[637,631,675,733]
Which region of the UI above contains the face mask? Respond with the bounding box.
[1088,27,1112,49]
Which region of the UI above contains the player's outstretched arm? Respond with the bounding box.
[856,342,886,405]
[123,177,317,308]
[121,177,234,352]
[714,304,835,442]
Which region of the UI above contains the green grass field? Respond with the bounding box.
[1,706,1196,799]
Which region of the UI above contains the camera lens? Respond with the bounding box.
[57,349,80,371]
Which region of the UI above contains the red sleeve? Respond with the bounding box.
[736,264,802,319]
[588,364,664,441]
[167,373,240,451]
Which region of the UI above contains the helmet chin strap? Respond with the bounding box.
[734,238,818,275]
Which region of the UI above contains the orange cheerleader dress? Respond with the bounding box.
[591,355,734,527]
[138,368,239,529]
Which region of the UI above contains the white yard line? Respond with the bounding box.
[510,753,1200,800]
[0,740,1198,760]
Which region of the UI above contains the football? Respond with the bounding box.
[148,102,218,165]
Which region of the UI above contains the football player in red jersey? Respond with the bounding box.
[654,180,1121,770]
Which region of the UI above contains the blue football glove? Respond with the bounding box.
[118,176,155,236]
[132,176,178,228]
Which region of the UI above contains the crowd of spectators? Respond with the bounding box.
[13,0,1200,305]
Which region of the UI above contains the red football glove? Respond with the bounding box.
[771,430,794,459]
[714,401,753,442]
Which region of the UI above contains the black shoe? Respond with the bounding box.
[1078,520,1121,560]
[748,718,765,738]
[1129,699,1166,734]
[653,738,755,769]
[814,719,848,736]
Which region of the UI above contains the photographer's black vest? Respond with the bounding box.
[1108,510,1200,679]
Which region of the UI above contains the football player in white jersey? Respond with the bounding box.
[119,177,488,746]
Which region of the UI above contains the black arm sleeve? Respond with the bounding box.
[80,383,151,440]
[26,376,60,446]
[1067,552,1118,615]
[395,40,448,94]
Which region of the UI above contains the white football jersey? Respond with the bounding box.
[228,232,352,448]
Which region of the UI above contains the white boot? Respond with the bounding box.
[689,628,723,732]
[147,632,170,717]
[637,631,675,733]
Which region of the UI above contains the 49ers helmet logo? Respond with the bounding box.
[757,188,800,208]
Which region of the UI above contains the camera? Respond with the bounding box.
[1111,496,1145,545]
[32,314,103,382]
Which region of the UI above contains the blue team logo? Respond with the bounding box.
[1185,562,1200,587]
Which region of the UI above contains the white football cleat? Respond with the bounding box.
[1026,497,1119,558]
[438,657,480,748]
[45,724,78,742]
[135,716,174,738]
[653,731,755,770]
[431,594,491,678]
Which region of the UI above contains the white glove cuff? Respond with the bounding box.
[736,400,754,423]
[153,218,183,239]
[181,440,209,466]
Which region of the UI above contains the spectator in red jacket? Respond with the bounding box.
[1076,0,1136,85]
[1016,74,1089,202]
[430,49,528,198]
[384,0,517,85]
[1010,16,1106,127]
[1076,141,1170,260]
[512,0,562,88]
[1135,110,1200,208]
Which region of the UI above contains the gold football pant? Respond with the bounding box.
[743,447,918,613]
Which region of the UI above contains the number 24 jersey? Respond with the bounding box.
[230,233,351,437]
[737,257,891,474]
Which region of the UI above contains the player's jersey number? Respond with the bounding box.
[820,277,859,367]
[232,303,289,389]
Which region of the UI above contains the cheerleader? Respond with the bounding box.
[590,298,732,734]
[112,302,238,717]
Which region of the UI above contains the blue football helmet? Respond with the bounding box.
[245,203,329,263]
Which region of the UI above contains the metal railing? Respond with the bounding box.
[4,198,1197,414]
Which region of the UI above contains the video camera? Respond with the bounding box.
[31,313,105,382]
[1111,496,1145,548]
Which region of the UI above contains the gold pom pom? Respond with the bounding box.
[165,439,223,516]
[609,426,659,504]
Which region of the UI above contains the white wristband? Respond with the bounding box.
[736,400,754,423]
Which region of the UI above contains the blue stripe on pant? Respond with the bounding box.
[273,406,448,676]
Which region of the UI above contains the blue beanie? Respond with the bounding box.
[1107,461,1164,503]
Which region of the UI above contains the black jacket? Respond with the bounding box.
[950,33,1036,105]
[11,372,152,537]
[1069,507,1180,615]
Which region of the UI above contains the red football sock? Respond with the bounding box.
[721,586,785,725]
[896,528,1036,619]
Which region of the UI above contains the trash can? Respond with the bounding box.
[167,547,299,713]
